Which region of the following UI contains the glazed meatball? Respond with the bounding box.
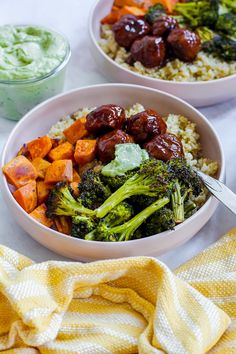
[153,16,178,37]
[86,104,125,135]
[130,36,166,68]
[127,109,167,143]
[112,15,151,49]
[97,129,134,162]
[144,133,184,161]
[167,28,201,62]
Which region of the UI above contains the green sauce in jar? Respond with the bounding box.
[0,25,68,80]
[0,25,70,121]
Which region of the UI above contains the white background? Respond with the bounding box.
[0,0,235,269]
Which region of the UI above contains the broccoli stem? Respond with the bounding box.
[184,200,197,218]
[60,189,95,216]
[171,182,190,224]
[96,175,158,218]
[85,229,97,241]
[111,197,169,241]
[175,2,198,25]
[175,3,195,16]
[196,27,215,41]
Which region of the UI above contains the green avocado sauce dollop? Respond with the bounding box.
[102,143,149,177]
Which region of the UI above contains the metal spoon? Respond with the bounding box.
[195,170,236,215]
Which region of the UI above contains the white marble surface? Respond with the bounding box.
[0,0,235,269]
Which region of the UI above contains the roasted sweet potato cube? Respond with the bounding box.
[54,216,72,235]
[70,182,80,198]
[74,140,97,165]
[72,168,81,183]
[119,5,145,17]
[30,203,53,228]
[48,141,74,161]
[114,0,143,7]
[63,117,88,145]
[17,144,31,159]
[44,160,73,184]
[3,155,37,188]
[32,158,51,179]
[13,181,37,213]
[27,136,52,159]
[101,11,120,25]
[37,181,53,204]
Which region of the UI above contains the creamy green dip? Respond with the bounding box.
[0,25,70,120]
[102,144,149,177]
[0,25,68,81]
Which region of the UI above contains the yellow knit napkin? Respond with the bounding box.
[0,229,235,354]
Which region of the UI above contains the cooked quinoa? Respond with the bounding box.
[100,24,236,82]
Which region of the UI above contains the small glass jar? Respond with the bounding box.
[0,27,71,121]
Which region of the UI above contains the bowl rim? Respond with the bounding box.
[88,0,236,86]
[1,83,225,247]
[0,24,71,85]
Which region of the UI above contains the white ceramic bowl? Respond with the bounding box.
[0,84,225,261]
[89,0,236,107]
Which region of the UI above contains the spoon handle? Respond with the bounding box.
[196,170,236,215]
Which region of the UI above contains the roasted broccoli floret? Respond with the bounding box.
[143,207,175,237]
[197,26,236,61]
[167,158,203,223]
[100,202,134,227]
[86,197,169,242]
[145,3,166,24]
[168,158,202,196]
[101,170,136,192]
[175,0,219,28]
[86,202,134,241]
[96,159,172,218]
[202,34,236,61]
[184,199,197,219]
[46,182,95,218]
[71,215,98,239]
[221,0,236,12]
[79,169,111,209]
[196,26,215,41]
[216,13,236,36]
[132,227,143,240]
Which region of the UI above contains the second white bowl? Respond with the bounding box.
[89,0,236,107]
